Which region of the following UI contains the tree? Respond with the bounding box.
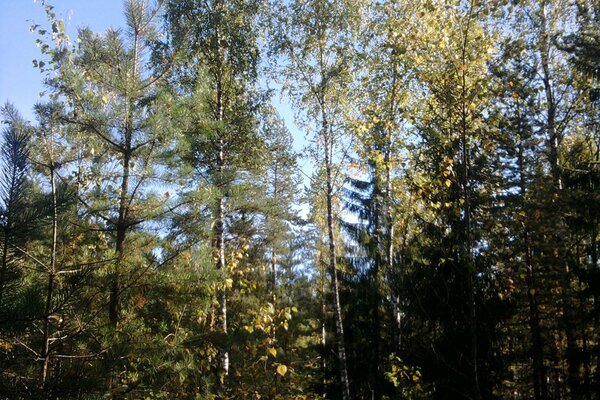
[0,104,31,311]
[165,0,265,381]
[258,108,301,306]
[340,1,416,396]
[42,0,172,326]
[400,1,505,398]
[270,0,366,396]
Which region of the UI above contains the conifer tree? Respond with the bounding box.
[165,0,265,381]
[42,0,172,326]
[0,104,31,312]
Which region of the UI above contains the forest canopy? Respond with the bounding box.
[0,0,599,399]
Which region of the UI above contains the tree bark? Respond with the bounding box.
[214,11,229,375]
[109,147,130,326]
[41,163,57,393]
[109,25,138,326]
[323,116,351,400]
[517,127,548,400]
[538,2,579,395]
[319,250,327,398]
[460,55,482,400]
[458,7,481,398]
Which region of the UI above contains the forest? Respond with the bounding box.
[0,0,598,398]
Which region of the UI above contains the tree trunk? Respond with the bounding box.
[215,187,228,378]
[214,18,229,374]
[109,149,130,326]
[270,163,278,306]
[109,25,138,324]
[591,221,600,400]
[461,67,481,400]
[0,228,11,308]
[518,132,548,400]
[319,250,327,398]
[0,161,18,307]
[41,163,57,392]
[323,120,350,400]
[538,2,579,395]
[458,9,481,397]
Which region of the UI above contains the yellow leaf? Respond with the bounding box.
[444,179,452,188]
[225,278,233,288]
[0,339,13,351]
[276,364,288,377]
[268,347,277,357]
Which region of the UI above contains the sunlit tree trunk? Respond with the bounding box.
[323,111,351,400]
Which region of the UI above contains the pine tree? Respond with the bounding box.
[0,104,31,312]
[165,0,265,382]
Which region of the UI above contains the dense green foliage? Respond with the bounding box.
[0,0,598,399]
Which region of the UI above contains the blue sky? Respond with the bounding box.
[1,1,125,120]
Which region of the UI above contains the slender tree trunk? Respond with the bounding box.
[0,228,11,308]
[109,27,138,325]
[271,247,277,305]
[371,55,398,400]
[538,2,579,395]
[0,166,18,307]
[215,186,228,378]
[214,17,229,374]
[214,0,229,383]
[578,266,591,400]
[517,132,548,400]
[270,164,278,306]
[591,220,600,400]
[214,136,228,379]
[323,120,350,400]
[525,235,546,400]
[109,149,130,326]
[41,163,57,393]
[371,183,382,400]
[458,8,481,398]
[386,68,403,363]
[319,250,327,398]
[460,67,481,400]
